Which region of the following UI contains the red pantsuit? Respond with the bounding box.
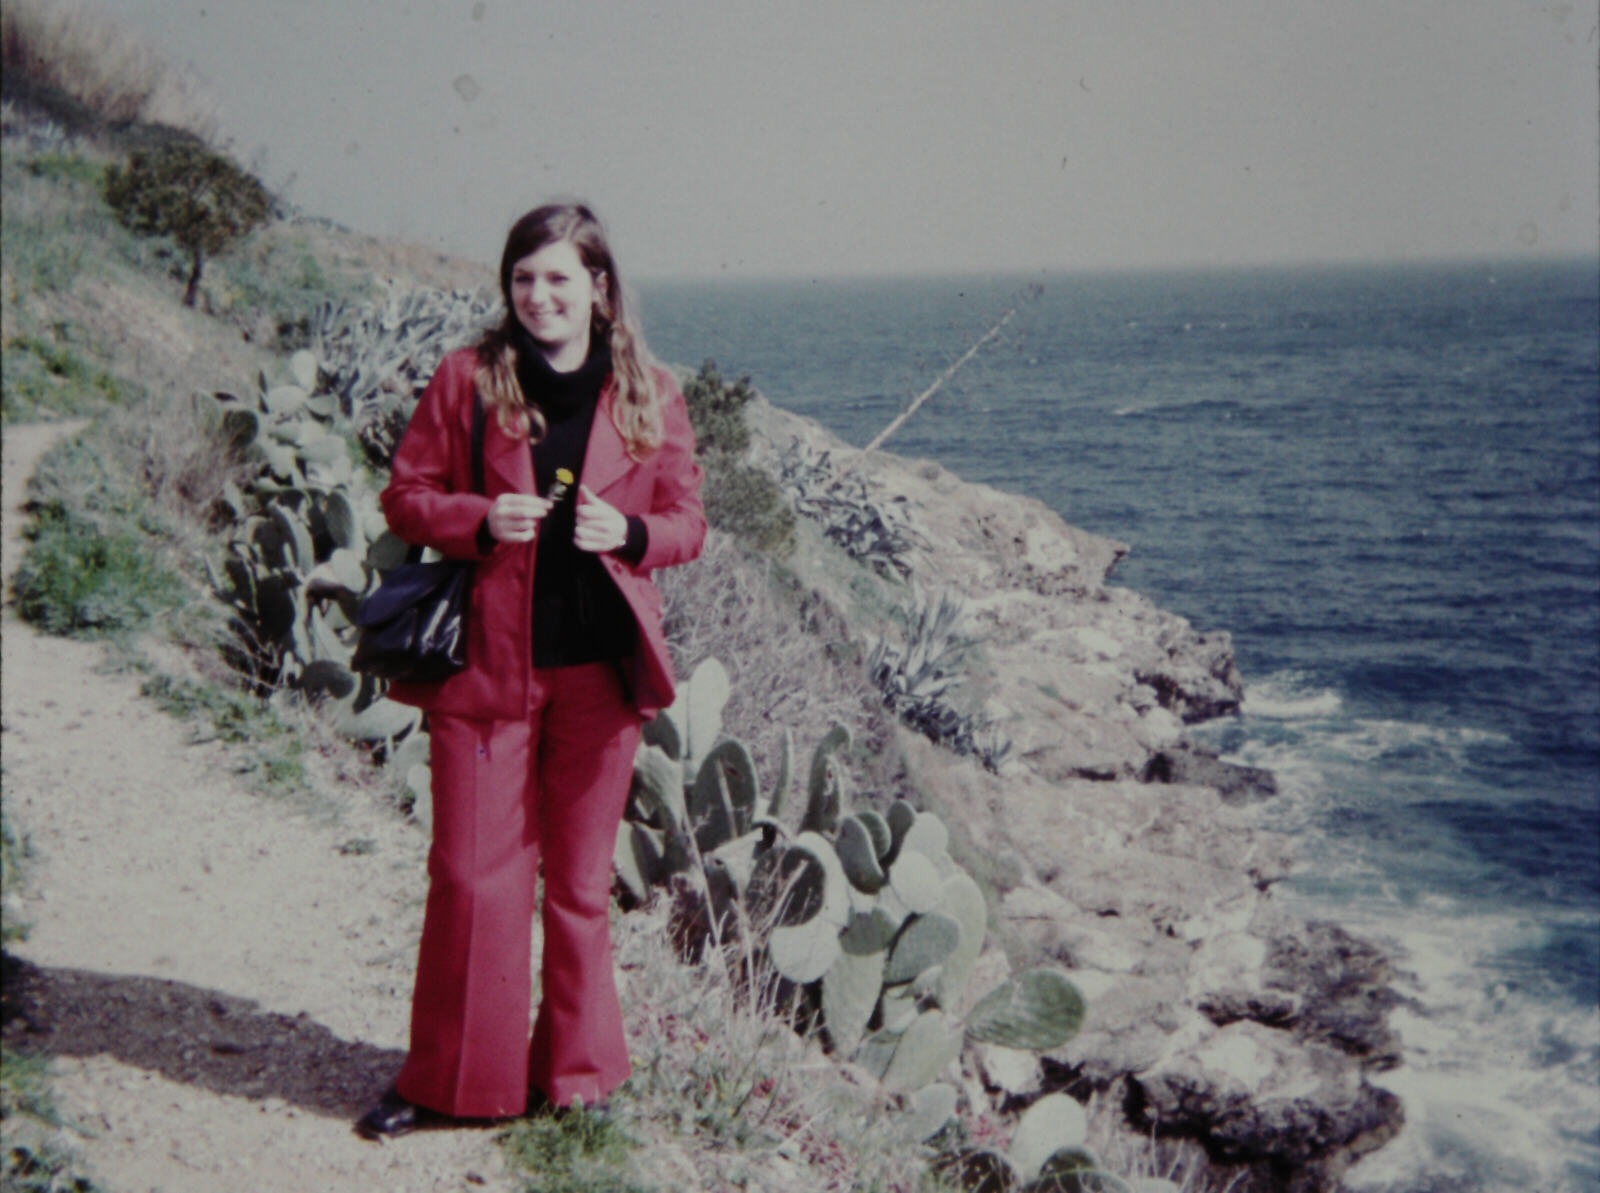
[397,663,641,1116]
[378,348,706,1116]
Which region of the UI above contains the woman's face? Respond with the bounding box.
[509,238,604,366]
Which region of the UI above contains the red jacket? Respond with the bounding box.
[379,347,706,719]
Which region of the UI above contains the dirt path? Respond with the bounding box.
[2,423,518,1191]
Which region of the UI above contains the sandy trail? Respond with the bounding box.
[2,421,517,1191]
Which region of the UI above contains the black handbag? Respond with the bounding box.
[351,395,487,683]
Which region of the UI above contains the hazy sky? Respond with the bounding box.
[112,0,1599,280]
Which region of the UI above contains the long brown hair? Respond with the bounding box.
[475,202,662,457]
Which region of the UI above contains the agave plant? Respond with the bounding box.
[868,587,1013,771]
[778,437,919,577]
[312,284,498,466]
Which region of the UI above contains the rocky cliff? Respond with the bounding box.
[747,397,1405,1193]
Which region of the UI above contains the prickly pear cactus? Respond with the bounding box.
[882,1009,963,1092]
[835,814,883,893]
[1009,1094,1089,1184]
[798,722,851,834]
[821,910,894,1054]
[964,969,1087,1052]
[885,911,962,985]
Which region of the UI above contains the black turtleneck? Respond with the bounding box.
[504,330,646,669]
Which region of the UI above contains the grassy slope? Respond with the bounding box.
[0,130,959,1192]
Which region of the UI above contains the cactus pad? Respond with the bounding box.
[853,1028,901,1082]
[769,918,841,983]
[822,942,884,1055]
[855,808,893,860]
[632,744,687,834]
[839,907,897,956]
[964,969,1087,1051]
[697,738,760,836]
[299,659,356,700]
[888,849,943,913]
[883,1010,963,1091]
[886,799,917,862]
[886,911,963,985]
[902,811,950,860]
[1009,1093,1089,1182]
[768,727,795,817]
[792,831,852,926]
[934,871,988,1009]
[687,755,737,853]
[837,815,887,893]
[641,706,683,761]
[799,722,851,835]
[750,842,826,927]
[678,657,730,771]
[903,1082,958,1143]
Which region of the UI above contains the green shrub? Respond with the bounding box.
[22,150,103,186]
[215,245,366,350]
[12,499,188,637]
[702,459,796,556]
[682,361,796,556]
[682,359,753,455]
[496,1109,650,1193]
[0,1051,56,1125]
[137,671,309,800]
[0,1046,102,1191]
[103,142,271,306]
[1,334,129,421]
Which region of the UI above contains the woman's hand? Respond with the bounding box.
[573,485,627,553]
[487,493,552,543]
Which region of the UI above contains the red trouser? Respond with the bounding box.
[396,662,642,1116]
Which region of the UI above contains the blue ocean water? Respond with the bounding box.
[641,259,1600,1190]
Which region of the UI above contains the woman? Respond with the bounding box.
[357,203,706,1137]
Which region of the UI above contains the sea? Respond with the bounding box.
[640,258,1600,1193]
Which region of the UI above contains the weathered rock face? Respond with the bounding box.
[748,398,1405,1190]
[1131,1021,1405,1193]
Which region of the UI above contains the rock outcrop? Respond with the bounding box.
[748,398,1404,1191]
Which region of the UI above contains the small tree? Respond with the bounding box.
[104,143,271,306]
[683,360,796,556]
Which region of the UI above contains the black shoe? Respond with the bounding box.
[356,1087,438,1140]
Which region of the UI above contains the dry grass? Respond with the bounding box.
[660,530,911,807]
[2,0,218,139]
[1082,1091,1248,1193]
[611,895,936,1193]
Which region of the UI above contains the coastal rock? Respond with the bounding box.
[1143,745,1280,805]
[1132,1020,1404,1190]
[746,396,1403,1188]
[1263,920,1407,1070]
[976,1043,1044,1097]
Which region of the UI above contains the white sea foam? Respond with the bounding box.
[1241,674,1344,720]
[1211,690,1600,1190]
[1330,717,1513,764]
[1347,982,1599,1192]
[1281,891,1600,1191]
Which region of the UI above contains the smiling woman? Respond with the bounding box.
[509,239,599,371]
[356,201,706,1138]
